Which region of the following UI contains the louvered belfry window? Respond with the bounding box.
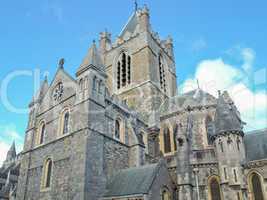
[117,52,131,89]
[159,55,166,92]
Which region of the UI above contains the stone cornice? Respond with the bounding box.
[191,162,218,168]
[244,159,267,169]
[160,104,217,120]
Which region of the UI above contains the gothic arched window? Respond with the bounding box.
[63,111,70,134]
[159,55,166,92]
[127,56,131,84]
[117,61,121,89]
[84,76,89,89]
[93,76,97,91]
[208,177,222,200]
[42,158,53,189]
[117,52,131,89]
[236,137,241,151]
[29,109,35,127]
[59,109,70,135]
[250,173,264,200]
[122,53,127,87]
[79,78,83,90]
[98,80,103,94]
[38,122,46,145]
[173,124,178,151]
[115,119,121,140]
[164,128,171,153]
[206,116,214,145]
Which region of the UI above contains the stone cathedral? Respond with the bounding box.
[1,5,267,200]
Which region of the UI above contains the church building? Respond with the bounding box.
[3,5,266,200]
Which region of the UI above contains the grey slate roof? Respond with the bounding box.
[183,89,217,106]
[103,163,160,197]
[244,129,267,161]
[159,89,217,115]
[214,93,243,135]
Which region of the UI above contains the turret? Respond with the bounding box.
[99,30,112,55]
[76,42,109,199]
[37,76,49,102]
[164,36,175,59]
[213,91,246,196]
[137,5,150,32]
[77,41,105,75]
[4,142,16,164]
[176,114,194,200]
[76,41,107,133]
[76,41,107,102]
[27,76,48,128]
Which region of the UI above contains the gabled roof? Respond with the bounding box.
[244,129,267,161]
[50,64,76,85]
[104,163,161,197]
[119,12,139,38]
[31,63,77,105]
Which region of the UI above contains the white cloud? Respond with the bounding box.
[241,48,255,72]
[180,47,267,131]
[181,58,242,96]
[0,141,10,166]
[0,123,23,141]
[0,123,24,166]
[229,83,267,130]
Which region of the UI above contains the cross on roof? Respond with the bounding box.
[134,0,138,11]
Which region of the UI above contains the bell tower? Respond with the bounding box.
[102,5,177,123]
[212,91,246,199]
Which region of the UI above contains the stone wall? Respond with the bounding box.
[103,137,129,179]
[17,130,87,200]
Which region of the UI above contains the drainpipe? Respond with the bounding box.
[193,168,200,200]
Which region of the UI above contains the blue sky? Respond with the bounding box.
[0,0,266,162]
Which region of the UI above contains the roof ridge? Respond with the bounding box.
[245,128,267,135]
[119,12,136,35]
[119,163,158,172]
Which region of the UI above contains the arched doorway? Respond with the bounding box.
[208,176,223,200]
[249,172,265,200]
